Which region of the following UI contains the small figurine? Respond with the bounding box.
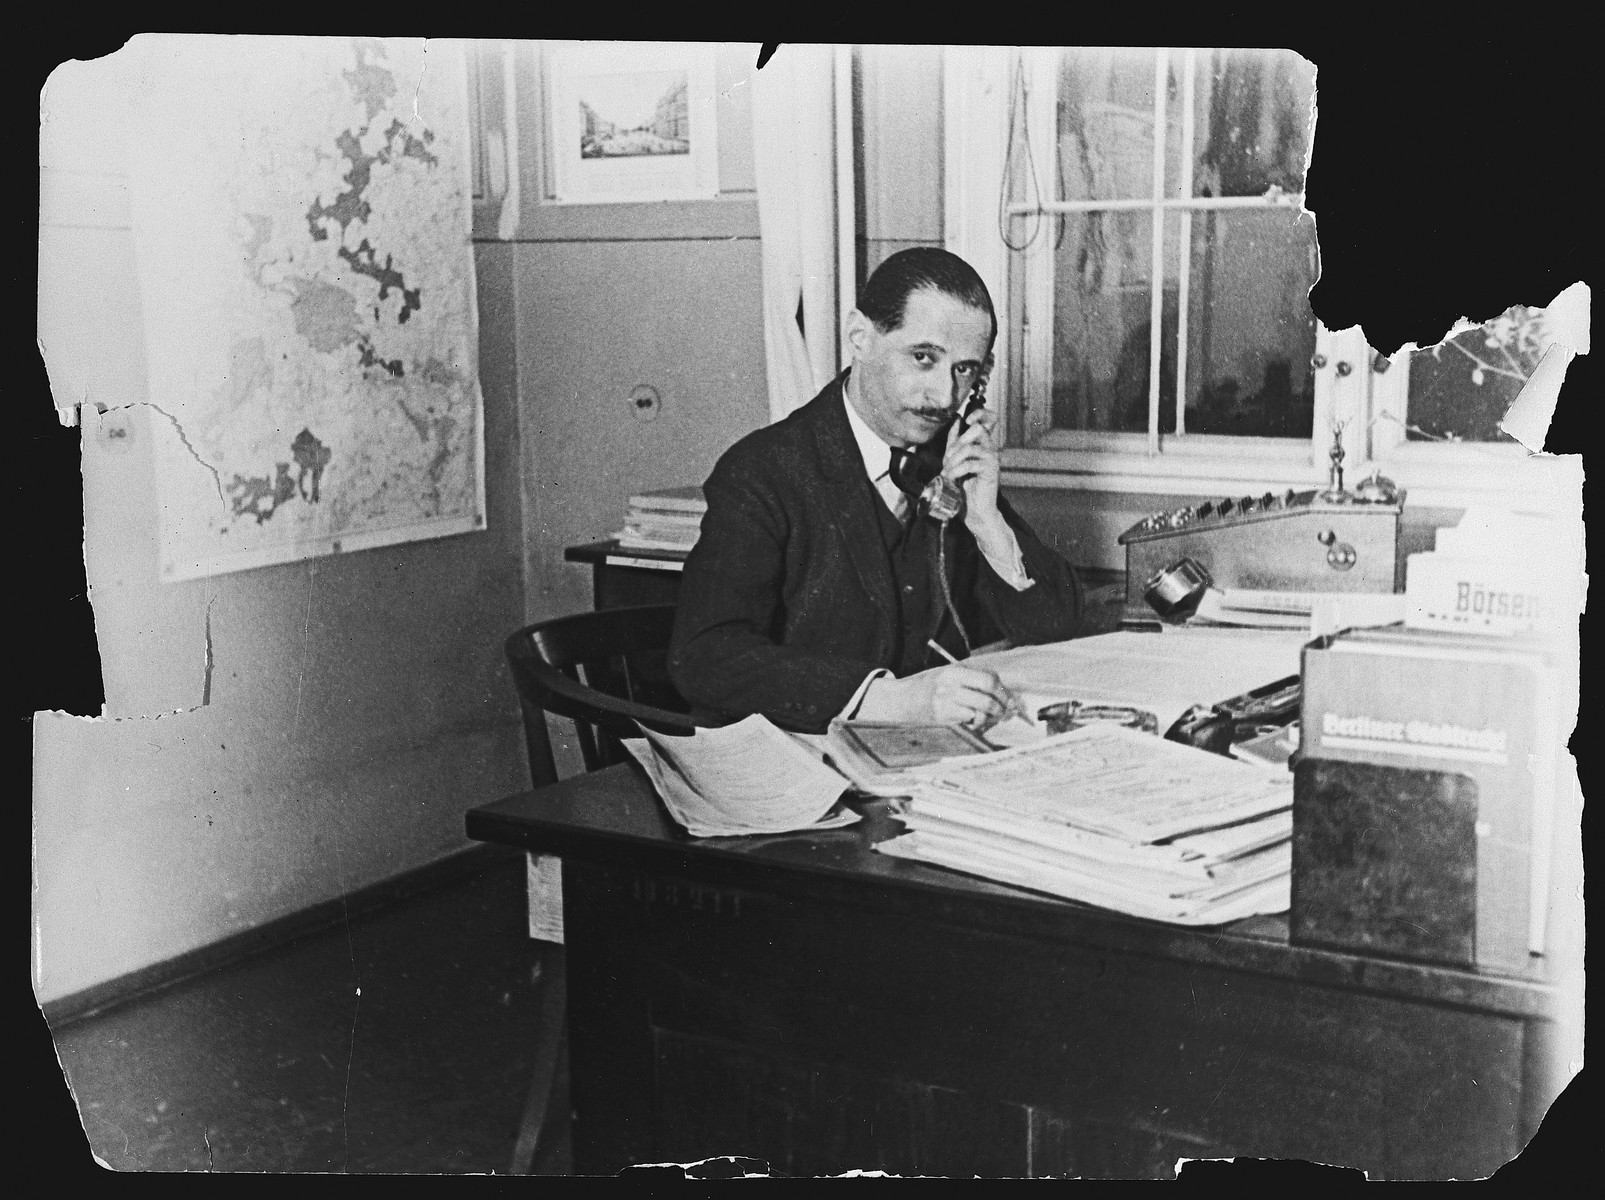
[1320,421,1349,502]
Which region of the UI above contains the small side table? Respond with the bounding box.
[564,540,687,611]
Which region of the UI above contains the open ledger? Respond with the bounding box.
[874,722,1294,924]
[824,720,996,795]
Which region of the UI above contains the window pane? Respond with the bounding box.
[1056,48,1180,203]
[1182,208,1318,437]
[1403,307,1541,444]
[1190,49,1315,198]
[1033,47,1320,441]
[1048,211,1172,432]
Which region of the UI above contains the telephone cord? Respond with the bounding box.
[936,517,972,657]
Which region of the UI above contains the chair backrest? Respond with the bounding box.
[505,604,695,787]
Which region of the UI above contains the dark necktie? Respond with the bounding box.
[887,447,925,500]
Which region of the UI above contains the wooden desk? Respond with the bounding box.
[565,540,686,610]
[466,766,1572,1179]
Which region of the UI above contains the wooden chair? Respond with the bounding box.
[505,603,694,785]
[501,604,694,1174]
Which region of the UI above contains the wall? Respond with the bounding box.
[512,238,767,622]
[33,41,771,1004]
[473,43,770,626]
[33,50,531,1005]
[857,46,945,284]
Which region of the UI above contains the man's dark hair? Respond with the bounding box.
[857,247,996,345]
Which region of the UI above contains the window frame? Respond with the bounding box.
[945,46,1545,508]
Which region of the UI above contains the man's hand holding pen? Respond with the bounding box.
[854,638,1030,733]
[925,638,1029,730]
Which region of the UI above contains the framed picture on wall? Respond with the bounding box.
[546,42,719,204]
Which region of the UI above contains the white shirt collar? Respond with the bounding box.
[841,372,898,482]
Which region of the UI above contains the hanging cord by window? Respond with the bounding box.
[1054,89,1069,251]
[935,518,973,656]
[1368,410,1520,454]
[998,55,1045,253]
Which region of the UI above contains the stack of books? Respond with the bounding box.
[874,723,1295,925]
[614,485,706,553]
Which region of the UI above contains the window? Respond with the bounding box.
[1364,301,1561,500]
[946,47,1550,505]
[1015,47,1316,441]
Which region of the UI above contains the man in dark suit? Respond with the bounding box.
[669,248,1084,735]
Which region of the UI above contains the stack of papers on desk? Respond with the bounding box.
[614,485,706,552]
[1185,587,1412,636]
[1188,587,1313,630]
[874,723,1293,924]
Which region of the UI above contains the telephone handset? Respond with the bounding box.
[916,366,991,522]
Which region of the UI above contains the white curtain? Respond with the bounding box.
[752,45,839,423]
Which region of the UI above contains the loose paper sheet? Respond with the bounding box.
[624,715,860,837]
[975,628,1307,744]
[525,853,564,944]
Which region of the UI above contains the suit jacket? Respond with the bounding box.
[668,373,1086,733]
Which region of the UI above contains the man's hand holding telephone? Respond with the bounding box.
[900,365,1010,545]
[932,398,1015,562]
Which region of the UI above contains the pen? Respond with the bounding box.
[926,639,1030,723]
